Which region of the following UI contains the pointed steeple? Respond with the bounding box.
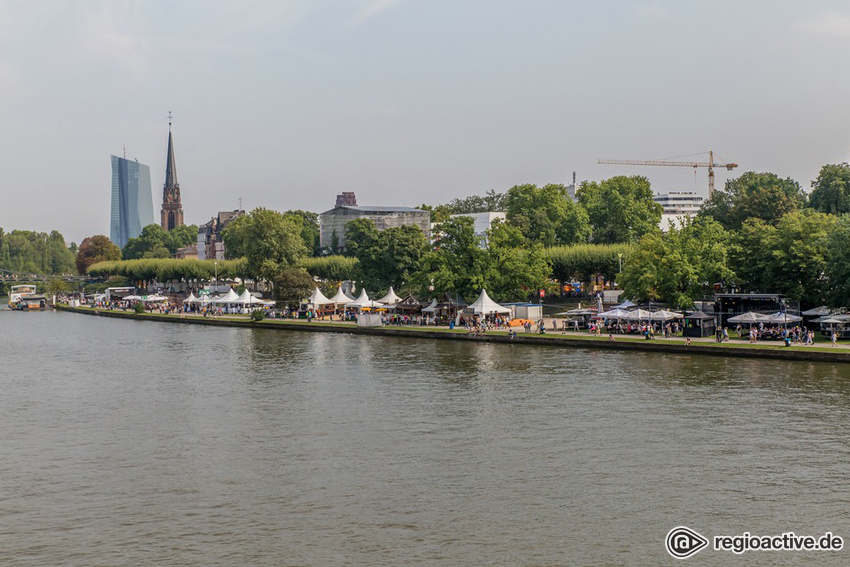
[164,112,178,191]
[160,111,184,231]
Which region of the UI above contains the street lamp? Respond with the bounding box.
[617,253,623,273]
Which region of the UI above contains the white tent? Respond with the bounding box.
[183,292,200,304]
[421,298,438,313]
[139,294,168,303]
[238,289,265,306]
[467,289,511,314]
[213,289,240,304]
[599,308,631,319]
[345,289,384,309]
[329,286,352,305]
[766,312,803,324]
[625,309,653,321]
[727,312,771,324]
[377,286,402,305]
[650,310,683,321]
[306,287,333,307]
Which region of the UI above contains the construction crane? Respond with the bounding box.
[598,151,737,196]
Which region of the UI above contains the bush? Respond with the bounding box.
[250,309,266,322]
[298,255,359,281]
[133,302,145,314]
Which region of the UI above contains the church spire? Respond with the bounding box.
[164,111,178,190]
[160,111,184,231]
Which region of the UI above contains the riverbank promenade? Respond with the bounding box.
[54,304,850,363]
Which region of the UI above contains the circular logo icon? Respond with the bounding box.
[666,526,709,559]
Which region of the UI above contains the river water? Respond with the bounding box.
[1,310,849,566]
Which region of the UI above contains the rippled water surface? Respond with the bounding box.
[2,310,850,565]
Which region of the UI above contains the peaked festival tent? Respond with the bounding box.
[213,289,240,304]
[467,289,511,314]
[766,312,803,324]
[306,287,333,307]
[598,308,631,319]
[345,289,384,310]
[238,289,266,306]
[377,286,402,305]
[420,298,438,313]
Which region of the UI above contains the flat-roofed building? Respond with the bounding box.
[319,193,430,253]
[654,191,704,231]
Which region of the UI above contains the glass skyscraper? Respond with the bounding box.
[110,156,154,249]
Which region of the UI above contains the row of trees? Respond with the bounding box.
[419,176,663,248]
[0,228,76,274]
[619,165,850,309]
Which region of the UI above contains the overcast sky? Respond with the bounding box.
[2,0,850,243]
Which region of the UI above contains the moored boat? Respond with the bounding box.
[8,285,38,309]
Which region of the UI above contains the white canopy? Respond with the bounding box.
[421,298,438,313]
[183,292,199,304]
[599,308,631,319]
[213,289,241,304]
[766,312,803,324]
[238,289,265,305]
[306,287,333,306]
[139,294,168,303]
[727,312,771,324]
[650,310,683,321]
[377,286,402,305]
[329,286,354,306]
[625,309,653,321]
[345,289,384,309]
[467,289,511,314]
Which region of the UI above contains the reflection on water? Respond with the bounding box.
[1,311,850,566]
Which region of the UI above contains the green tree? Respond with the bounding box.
[76,235,121,275]
[700,171,806,231]
[618,217,734,308]
[222,208,308,282]
[123,224,198,259]
[343,218,379,258]
[577,176,662,244]
[344,220,428,291]
[283,210,321,256]
[809,163,850,215]
[484,221,551,301]
[273,267,316,306]
[732,209,836,305]
[825,214,850,306]
[413,216,489,299]
[46,231,76,274]
[505,183,590,246]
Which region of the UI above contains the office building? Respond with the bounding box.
[110,156,154,249]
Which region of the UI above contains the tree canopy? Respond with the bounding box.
[577,176,662,243]
[222,208,309,282]
[0,228,76,274]
[506,183,590,246]
[700,171,806,231]
[731,209,836,306]
[122,224,198,260]
[76,235,121,275]
[618,217,733,309]
[809,163,850,215]
[345,219,428,292]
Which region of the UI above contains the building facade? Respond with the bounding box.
[197,210,244,260]
[319,193,430,253]
[160,118,184,231]
[110,156,154,249]
[654,191,704,231]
